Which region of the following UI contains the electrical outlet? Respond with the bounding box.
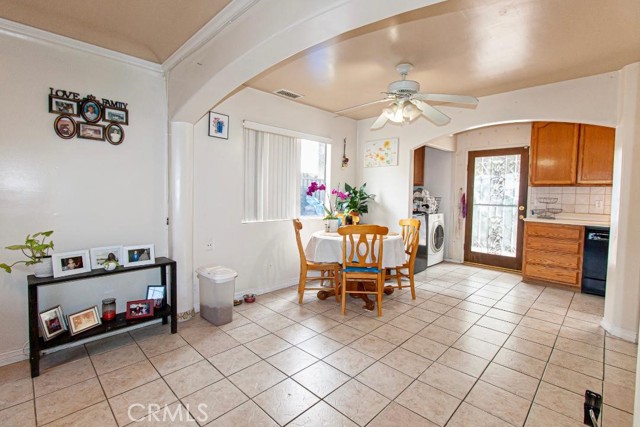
[595,200,603,209]
[205,241,214,251]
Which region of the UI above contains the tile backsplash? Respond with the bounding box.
[529,186,612,215]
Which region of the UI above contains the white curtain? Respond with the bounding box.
[244,128,301,221]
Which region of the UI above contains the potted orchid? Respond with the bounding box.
[336,183,376,220]
[306,182,348,231]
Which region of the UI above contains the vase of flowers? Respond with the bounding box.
[336,183,376,218]
[307,182,348,231]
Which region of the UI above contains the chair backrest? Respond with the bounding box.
[292,219,307,266]
[399,218,421,264]
[338,224,389,269]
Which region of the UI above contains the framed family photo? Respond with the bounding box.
[52,250,91,278]
[39,305,67,341]
[80,99,102,123]
[78,123,104,141]
[67,306,101,335]
[103,107,128,125]
[122,244,155,267]
[54,115,77,139]
[126,299,154,320]
[105,123,124,145]
[90,246,122,269]
[49,96,78,116]
[208,111,229,139]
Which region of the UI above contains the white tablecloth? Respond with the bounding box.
[305,230,406,268]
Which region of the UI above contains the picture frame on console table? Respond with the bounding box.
[122,244,155,267]
[52,250,91,278]
[67,306,101,335]
[90,246,123,270]
[39,305,67,341]
[126,299,154,320]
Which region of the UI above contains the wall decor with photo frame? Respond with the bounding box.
[48,87,128,145]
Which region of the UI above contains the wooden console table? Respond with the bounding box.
[27,256,177,377]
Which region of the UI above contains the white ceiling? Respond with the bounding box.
[2,0,639,120]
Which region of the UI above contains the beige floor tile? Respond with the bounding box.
[418,299,452,314]
[446,307,482,323]
[464,325,509,347]
[288,401,358,427]
[208,345,260,376]
[348,334,396,359]
[554,336,603,362]
[605,349,637,373]
[455,301,490,315]
[418,362,476,400]
[565,309,602,325]
[163,359,223,398]
[603,381,635,413]
[275,323,317,345]
[401,335,448,361]
[207,400,278,427]
[40,346,88,371]
[133,402,197,426]
[543,363,602,395]
[452,335,500,360]
[494,347,546,379]
[227,360,286,397]
[437,348,489,378]
[602,404,633,427]
[520,317,561,335]
[0,400,35,427]
[605,364,636,388]
[324,346,375,377]
[530,301,569,316]
[503,335,552,361]
[475,316,516,335]
[465,380,531,426]
[480,363,539,400]
[254,378,319,426]
[217,312,253,332]
[534,381,583,421]
[90,343,145,375]
[559,326,604,348]
[379,347,432,378]
[563,316,605,335]
[292,361,350,397]
[465,295,499,307]
[325,379,390,426]
[387,313,429,333]
[240,305,277,322]
[396,380,460,426]
[418,324,462,346]
[300,314,341,333]
[368,401,438,427]
[343,315,385,333]
[266,346,317,375]
[85,333,134,356]
[109,380,176,424]
[493,301,529,315]
[370,323,414,346]
[526,308,565,324]
[525,403,584,427]
[35,356,95,397]
[303,300,337,314]
[485,308,523,324]
[431,315,473,334]
[181,378,247,425]
[225,323,271,344]
[0,360,30,386]
[512,325,557,347]
[99,359,160,398]
[261,298,300,312]
[45,401,116,427]
[149,345,203,376]
[549,349,603,379]
[252,313,295,333]
[296,334,343,359]
[355,361,413,399]
[431,294,463,306]
[244,334,292,358]
[186,330,240,358]
[321,307,360,322]
[605,336,638,357]
[0,377,32,410]
[136,332,188,357]
[403,307,442,324]
[448,402,512,427]
[281,306,319,323]
[323,323,368,346]
[35,377,105,425]
[130,323,172,343]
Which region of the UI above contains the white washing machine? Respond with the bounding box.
[427,213,445,266]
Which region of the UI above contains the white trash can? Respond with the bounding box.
[196,266,237,326]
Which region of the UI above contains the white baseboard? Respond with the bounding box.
[601,318,638,343]
[0,348,27,367]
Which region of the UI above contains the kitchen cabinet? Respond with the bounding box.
[413,146,425,186]
[522,222,584,288]
[529,122,615,186]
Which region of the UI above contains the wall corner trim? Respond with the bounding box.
[601,318,638,343]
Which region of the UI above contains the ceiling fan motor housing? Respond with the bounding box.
[388,79,420,95]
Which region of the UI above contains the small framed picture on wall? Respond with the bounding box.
[208,112,229,139]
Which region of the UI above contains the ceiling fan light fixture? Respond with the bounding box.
[403,102,421,121]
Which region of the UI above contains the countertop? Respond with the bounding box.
[524,213,610,227]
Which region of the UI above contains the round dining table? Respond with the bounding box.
[304,230,406,308]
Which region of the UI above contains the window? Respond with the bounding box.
[243,123,331,222]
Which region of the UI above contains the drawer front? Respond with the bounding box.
[524,263,580,286]
[525,250,581,269]
[526,223,582,240]
[526,236,582,254]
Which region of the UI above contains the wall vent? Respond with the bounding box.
[273,89,304,100]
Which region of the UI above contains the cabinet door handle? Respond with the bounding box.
[519,215,525,220]
[519,206,525,211]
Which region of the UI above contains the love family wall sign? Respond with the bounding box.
[48,88,129,146]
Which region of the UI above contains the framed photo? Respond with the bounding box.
[122,244,155,267]
[103,107,128,125]
[208,111,229,139]
[39,305,67,341]
[90,246,123,270]
[52,250,91,278]
[105,123,125,145]
[80,99,102,123]
[67,306,101,335]
[78,123,105,141]
[126,299,154,320]
[146,285,165,309]
[49,96,78,116]
[54,115,77,139]
[364,138,399,167]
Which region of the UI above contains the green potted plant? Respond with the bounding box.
[0,231,55,277]
[337,183,376,219]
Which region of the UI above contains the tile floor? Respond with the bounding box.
[0,263,637,426]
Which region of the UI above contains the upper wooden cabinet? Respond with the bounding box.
[530,122,615,186]
[577,124,615,185]
[413,146,425,186]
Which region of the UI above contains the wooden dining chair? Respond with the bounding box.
[292,219,341,304]
[338,224,389,316]
[386,218,421,299]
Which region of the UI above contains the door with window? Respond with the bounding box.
[464,147,529,270]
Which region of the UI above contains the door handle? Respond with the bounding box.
[519,215,525,220]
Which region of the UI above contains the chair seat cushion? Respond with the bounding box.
[344,267,381,273]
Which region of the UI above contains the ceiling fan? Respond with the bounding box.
[334,63,479,130]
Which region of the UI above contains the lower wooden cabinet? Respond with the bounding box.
[522,222,584,288]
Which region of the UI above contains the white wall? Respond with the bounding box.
[423,147,454,258]
[0,33,168,364]
[192,88,357,303]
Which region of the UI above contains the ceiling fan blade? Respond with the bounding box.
[334,98,393,115]
[414,93,479,106]
[412,100,451,126]
[370,112,389,130]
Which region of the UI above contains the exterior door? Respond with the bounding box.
[464,147,529,270]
